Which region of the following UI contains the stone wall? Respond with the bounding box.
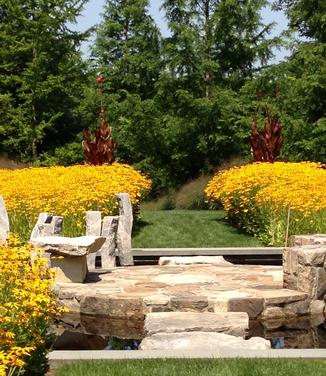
[291,234,326,247]
[284,235,326,302]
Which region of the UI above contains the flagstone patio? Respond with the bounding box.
[56,263,316,321]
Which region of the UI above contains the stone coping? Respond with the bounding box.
[132,248,284,256]
[48,349,326,360]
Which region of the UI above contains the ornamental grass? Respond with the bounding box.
[0,236,67,376]
[0,163,151,241]
[205,162,326,245]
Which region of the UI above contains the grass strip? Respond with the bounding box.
[55,358,326,376]
[132,210,262,248]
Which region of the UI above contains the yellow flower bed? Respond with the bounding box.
[0,236,66,375]
[205,162,326,245]
[0,163,151,240]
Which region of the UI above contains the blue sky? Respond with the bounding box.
[75,0,289,61]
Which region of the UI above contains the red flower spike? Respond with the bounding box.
[96,75,104,84]
[82,75,116,165]
[250,93,283,163]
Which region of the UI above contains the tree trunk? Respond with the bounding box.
[203,0,211,98]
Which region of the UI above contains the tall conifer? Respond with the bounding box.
[0,0,88,160]
[93,0,162,99]
[162,0,277,94]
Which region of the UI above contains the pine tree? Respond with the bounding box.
[0,0,88,161]
[93,0,162,99]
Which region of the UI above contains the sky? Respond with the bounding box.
[75,0,289,62]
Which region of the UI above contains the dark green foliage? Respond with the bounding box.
[1,0,324,194]
[212,0,278,89]
[154,87,248,181]
[92,0,162,99]
[105,88,248,192]
[241,41,326,162]
[86,0,279,191]
[0,0,88,161]
[275,0,326,42]
[162,0,278,94]
[36,140,84,166]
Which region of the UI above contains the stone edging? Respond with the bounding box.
[48,349,326,360]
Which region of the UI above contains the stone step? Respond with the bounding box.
[144,311,249,337]
[139,332,270,351]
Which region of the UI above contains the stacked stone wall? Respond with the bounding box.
[284,235,326,303]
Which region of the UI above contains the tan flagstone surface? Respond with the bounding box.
[56,264,315,320]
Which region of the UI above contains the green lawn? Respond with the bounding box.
[55,359,326,376]
[132,210,262,248]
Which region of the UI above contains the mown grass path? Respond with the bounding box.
[132,210,262,248]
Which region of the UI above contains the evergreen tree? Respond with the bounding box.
[239,1,326,163]
[93,0,162,99]
[212,0,278,88]
[162,0,278,95]
[240,40,326,163]
[0,0,88,161]
[275,0,326,42]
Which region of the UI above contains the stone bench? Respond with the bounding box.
[31,235,105,283]
[30,212,106,283]
[29,192,134,282]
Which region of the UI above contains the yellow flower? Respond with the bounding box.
[0,163,151,240]
[205,162,326,245]
[0,244,64,373]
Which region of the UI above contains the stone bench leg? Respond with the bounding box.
[0,196,9,245]
[51,255,88,283]
[86,211,102,270]
[86,212,119,269]
[101,216,119,268]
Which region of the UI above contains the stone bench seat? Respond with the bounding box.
[31,235,106,257]
[31,235,106,283]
